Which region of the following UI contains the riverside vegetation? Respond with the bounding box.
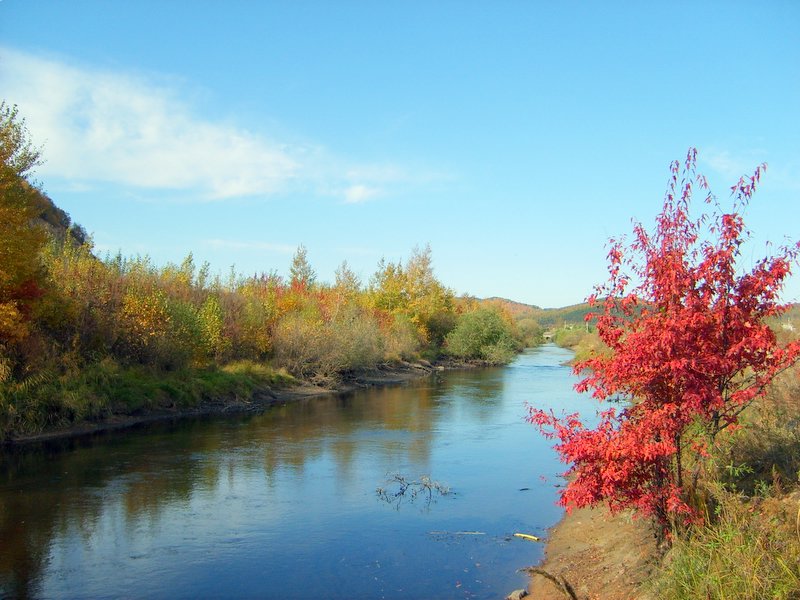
[0,101,545,442]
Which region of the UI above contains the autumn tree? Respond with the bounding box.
[369,258,407,314]
[369,245,455,346]
[529,149,800,529]
[0,102,46,351]
[405,244,456,346]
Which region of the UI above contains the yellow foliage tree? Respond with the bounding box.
[198,295,229,361]
[0,102,46,346]
[119,288,172,362]
[369,245,455,346]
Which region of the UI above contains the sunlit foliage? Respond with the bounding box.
[0,103,45,350]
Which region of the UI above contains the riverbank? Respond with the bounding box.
[1,357,485,446]
[521,504,659,600]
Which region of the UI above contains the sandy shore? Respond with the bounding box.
[521,504,660,600]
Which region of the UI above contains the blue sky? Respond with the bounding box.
[1,1,799,307]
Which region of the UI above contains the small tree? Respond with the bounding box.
[334,260,361,296]
[529,149,800,529]
[289,244,316,289]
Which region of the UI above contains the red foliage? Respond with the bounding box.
[529,149,800,527]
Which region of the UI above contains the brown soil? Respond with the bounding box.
[524,505,661,600]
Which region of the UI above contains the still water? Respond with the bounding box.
[0,345,597,599]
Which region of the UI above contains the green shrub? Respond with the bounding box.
[515,316,543,347]
[445,308,519,364]
[552,326,590,348]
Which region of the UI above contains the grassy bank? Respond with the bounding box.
[0,360,298,442]
[550,325,605,364]
[652,488,800,599]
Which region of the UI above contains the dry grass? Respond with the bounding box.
[652,488,800,599]
[652,353,800,599]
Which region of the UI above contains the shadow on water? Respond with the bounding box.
[0,345,589,599]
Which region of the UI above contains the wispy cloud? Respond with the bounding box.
[701,147,800,193]
[701,148,764,181]
[0,47,444,203]
[204,239,296,254]
[344,184,381,204]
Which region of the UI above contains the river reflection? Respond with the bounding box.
[0,345,590,599]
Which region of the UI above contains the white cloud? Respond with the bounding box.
[701,147,800,193]
[0,47,450,204]
[0,48,300,199]
[344,184,381,204]
[204,239,296,254]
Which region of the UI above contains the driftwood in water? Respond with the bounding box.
[521,567,579,600]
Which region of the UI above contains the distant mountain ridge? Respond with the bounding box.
[486,296,800,331]
[482,296,594,328]
[482,297,541,314]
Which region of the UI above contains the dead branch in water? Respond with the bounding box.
[521,567,579,600]
[376,474,451,508]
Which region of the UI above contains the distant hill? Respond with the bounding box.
[482,297,541,316]
[491,299,799,331]
[482,297,594,328]
[531,302,596,328]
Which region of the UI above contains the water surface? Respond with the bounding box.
[0,344,596,599]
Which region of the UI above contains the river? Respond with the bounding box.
[0,344,596,599]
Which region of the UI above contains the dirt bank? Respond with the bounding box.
[3,359,477,446]
[523,504,660,600]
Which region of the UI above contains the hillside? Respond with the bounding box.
[27,183,87,246]
[483,297,594,328]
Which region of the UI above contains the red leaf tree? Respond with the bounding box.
[529,149,800,528]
